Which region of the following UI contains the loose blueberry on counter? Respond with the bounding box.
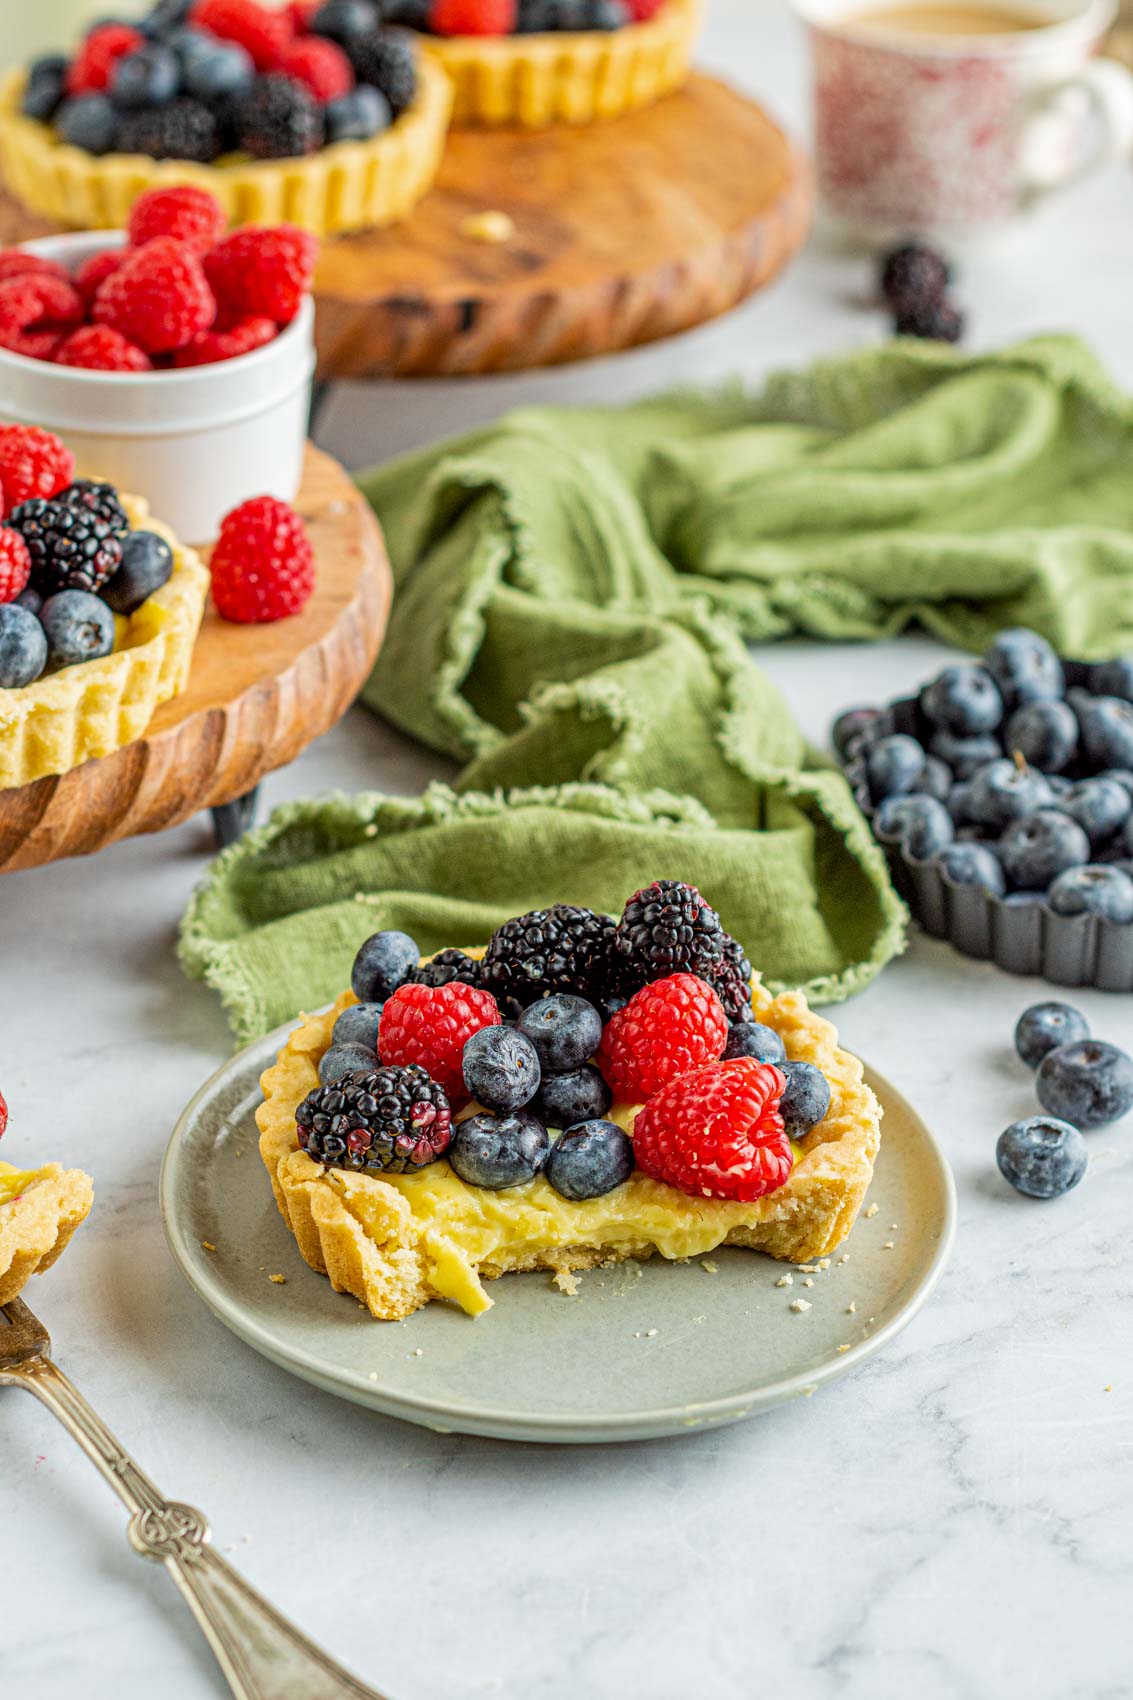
[40,591,115,667]
[933,840,1006,895]
[1089,657,1133,702]
[332,1002,383,1052]
[1046,865,1133,924]
[966,758,1051,830]
[463,1024,541,1114]
[517,994,602,1074]
[922,663,1003,735]
[351,930,419,1003]
[875,793,954,859]
[1037,1039,1133,1128]
[0,604,49,689]
[1078,696,1133,770]
[449,1111,550,1190]
[832,706,881,758]
[998,809,1090,890]
[983,628,1063,709]
[101,530,174,616]
[929,731,1002,780]
[1003,697,1078,773]
[545,1120,635,1201]
[1059,778,1131,847]
[324,85,391,144]
[534,1064,612,1128]
[1014,1001,1090,1069]
[778,1061,831,1136]
[723,1020,787,1065]
[56,94,121,155]
[866,733,926,802]
[996,1116,1088,1199]
[318,1041,378,1085]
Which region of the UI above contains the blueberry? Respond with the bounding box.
[922,663,1003,735]
[310,0,380,45]
[967,758,1051,830]
[779,1061,830,1136]
[331,1002,383,1051]
[723,1021,787,1064]
[947,781,975,824]
[56,94,121,155]
[1003,890,1047,907]
[1003,698,1078,773]
[998,809,1090,890]
[1014,1001,1090,1069]
[39,591,115,668]
[318,1041,377,1085]
[983,628,1064,710]
[1100,769,1133,802]
[875,793,954,859]
[111,44,181,108]
[516,994,602,1073]
[996,1116,1087,1199]
[324,84,391,144]
[545,1120,635,1200]
[832,706,881,758]
[22,57,68,122]
[1123,814,1133,857]
[1078,696,1133,770]
[1059,778,1130,847]
[1046,865,1133,924]
[183,40,255,103]
[462,1025,541,1113]
[352,930,418,1003]
[584,0,631,26]
[101,530,173,615]
[385,0,432,21]
[0,603,48,688]
[534,1064,612,1127]
[1089,657,1133,702]
[164,25,216,63]
[141,0,194,35]
[15,587,42,616]
[920,756,953,803]
[933,840,1006,895]
[929,730,1002,780]
[449,1111,549,1190]
[1037,1039,1133,1128]
[866,733,926,802]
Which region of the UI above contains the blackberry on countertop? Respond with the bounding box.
[879,242,949,308]
[295,1062,453,1174]
[481,905,616,1008]
[234,74,324,159]
[613,879,725,993]
[116,95,220,161]
[8,497,124,596]
[411,948,483,990]
[58,480,130,540]
[894,296,964,344]
[348,31,417,116]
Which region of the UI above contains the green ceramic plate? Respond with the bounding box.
[161,1018,955,1444]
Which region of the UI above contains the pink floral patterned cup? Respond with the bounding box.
[796,0,1133,242]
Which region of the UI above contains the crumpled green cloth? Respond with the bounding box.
[181,335,1133,1043]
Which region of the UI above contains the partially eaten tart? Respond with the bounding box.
[257,882,882,1321]
[0,1162,94,1307]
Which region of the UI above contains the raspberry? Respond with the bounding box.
[0,527,32,603]
[173,314,277,365]
[93,237,216,355]
[596,973,727,1102]
[633,1057,792,1203]
[204,224,317,325]
[67,23,145,94]
[0,328,66,362]
[0,426,74,516]
[0,1089,6,1139]
[279,38,354,101]
[208,495,316,622]
[74,247,124,305]
[429,0,517,31]
[286,0,324,26]
[55,325,152,372]
[0,274,84,352]
[190,0,294,70]
[379,981,502,1106]
[128,185,226,255]
[626,0,666,15]
[0,251,71,287]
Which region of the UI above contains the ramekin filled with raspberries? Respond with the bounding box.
[0,188,315,542]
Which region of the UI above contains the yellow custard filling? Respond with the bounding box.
[0,1166,48,1205]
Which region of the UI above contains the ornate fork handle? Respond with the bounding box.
[7,1350,389,1700]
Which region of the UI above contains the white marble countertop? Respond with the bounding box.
[4,4,1133,1697]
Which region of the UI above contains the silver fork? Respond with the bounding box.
[2,1296,393,1700]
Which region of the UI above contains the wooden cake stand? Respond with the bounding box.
[0,445,391,874]
[0,75,811,379]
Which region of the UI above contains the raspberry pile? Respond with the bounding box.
[0,188,317,371]
[21,0,422,165]
[878,241,965,344]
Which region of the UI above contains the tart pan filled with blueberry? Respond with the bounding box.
[0,0,451,237]
[835,628,1133,990]
[257,880,882,1320]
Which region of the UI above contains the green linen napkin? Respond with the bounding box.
[181,335,1133,1044]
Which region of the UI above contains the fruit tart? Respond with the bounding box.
[0,1091,93,1307]
[0,0,451,237]
[0,425,209,790]
[258,881,882,1320]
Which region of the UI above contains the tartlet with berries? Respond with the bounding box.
[0,1093,93,1307]
[0,1,451,237]
[257,882,882,1320]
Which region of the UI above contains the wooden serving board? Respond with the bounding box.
[0,444,391,873]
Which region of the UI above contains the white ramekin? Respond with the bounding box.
[0,230,315,544]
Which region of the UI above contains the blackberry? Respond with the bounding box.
[613,879,725,993]
[481,905,616,1008]
[116,95,220,161]
[234,74,324,159]
[58,479,130,540]
[708,933,754,1024]
[349,31,418,116]
[893,297,964,343]
[9,497,124,596]
[411,948,482,990]
[295,1062,452,1174]
[879,242,950,308]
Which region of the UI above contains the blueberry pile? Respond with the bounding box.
[0,481,172,689]
[836,629,1133,925]
[996,1000,1133,1198]
[878,241,964,344]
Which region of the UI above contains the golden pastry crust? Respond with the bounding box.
[0,57,451,237]
[420,0,701,127]
[0,491,209,791]
[0,1162,94,1306]
[257,962,881,1321]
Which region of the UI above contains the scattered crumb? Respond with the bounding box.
[242,1535,252,1545]
[889,1224,898,1231]
[269,1273,286,1285]
[816,1258,831,1270]
[789,1298,812,1314]
[883,1241,895,1250]
[865,1204,879,1218]
[838,1344,851,1354]
[364,824,378,838]
[868,1316,876,1324]
[775,1274,793,1288]
[802,1277,814,1288]
[201,1240,216,1253]
[701,1260,719,1274]
[1105,1384,1113,1393]
[693,1315,706,1324]
[846,1301,857,1314]
[553,1270,580,1297]
[838,1254,850,1264]
[633,1328,659,1339]
[795,1264,818,1273]
[460,209,516,244]
[410,1348,423,1357]
[368,1371,378,1381]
